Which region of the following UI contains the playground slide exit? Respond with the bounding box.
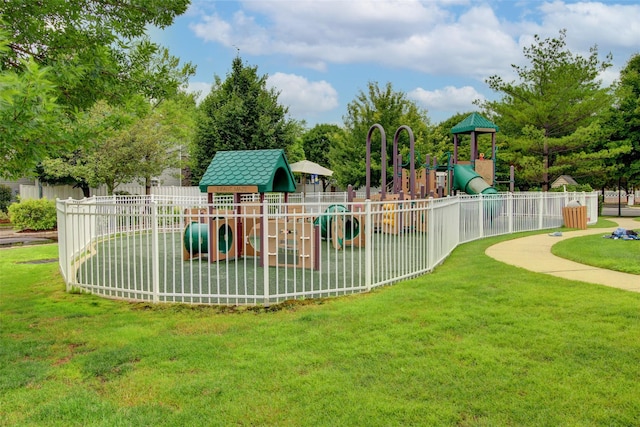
[453,164,498,195]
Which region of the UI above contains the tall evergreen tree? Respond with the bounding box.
[481,30,612,190]
[605,54,640,189]
[191,56,297,182]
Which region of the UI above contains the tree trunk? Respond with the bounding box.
[145,177,152,195]
[80,183,90,198]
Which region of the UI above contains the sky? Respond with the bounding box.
[149,0,640,126]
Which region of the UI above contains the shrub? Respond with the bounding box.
[7,198,57,231]
[0,184,12,213]
[550,184,593,192]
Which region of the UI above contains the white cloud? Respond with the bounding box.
[187,0,639,81]
[186,81,212,104]
[188,1,520,80]
[266,73,339,117]
[538,1,640,50]
[512,1,640,70]
[182,0,638,124]
[409,85,485,113]
[189,14,232,44]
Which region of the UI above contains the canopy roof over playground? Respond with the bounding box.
[450,112,499,134]
[199,149,297,194]
[289,160,333,177]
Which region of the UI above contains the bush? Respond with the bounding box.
[550,184,593,192]
[7,198,57,231]
[0,184,12,213]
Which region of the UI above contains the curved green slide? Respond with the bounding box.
[453,164,498,195]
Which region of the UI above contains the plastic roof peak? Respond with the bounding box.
[451,113,499,134]
[198,149,296,193]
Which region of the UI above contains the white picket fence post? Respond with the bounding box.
[365,199,372,291]
[262,197,270,306]
[151,200,160,303]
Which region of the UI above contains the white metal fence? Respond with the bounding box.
[19,182,366,202]
[19,183,203,200]
[56,191,599,306]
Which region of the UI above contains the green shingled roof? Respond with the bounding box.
[199,149,297,193]
[451,113,499,134]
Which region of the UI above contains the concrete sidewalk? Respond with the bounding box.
[485,218,640,293]
[0,226,58,247]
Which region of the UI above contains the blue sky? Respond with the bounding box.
[150,0,640,126]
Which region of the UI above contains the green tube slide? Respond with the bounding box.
[314,205,360,244]
[453,164,498,195]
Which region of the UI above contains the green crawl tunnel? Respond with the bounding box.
[184,222,209,255]
[314,205,360,244]
[453,164,498,195]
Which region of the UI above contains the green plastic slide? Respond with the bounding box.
[453,164,498,195]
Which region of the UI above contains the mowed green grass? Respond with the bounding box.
[552,218,640,275]
[1,235,639,426]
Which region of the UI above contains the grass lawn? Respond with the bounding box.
[551,227,640,275]
[1,233,640,426]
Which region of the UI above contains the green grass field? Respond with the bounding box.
[1,227,639,426]
[552,221,640,275]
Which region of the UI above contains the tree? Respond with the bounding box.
[284,120,307,165]
[301,124,342,190]
[41,94,196,195]
[302,124,342,167]
[1,1,190,110]
[428,113,474,163]
[0,29,70,179]
[329,82,430,189]
[481,29,613,190]
[604,54,640,190]
[0,1,194,178]
[191,56,298,182]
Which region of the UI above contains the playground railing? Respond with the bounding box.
[56,191,599,306]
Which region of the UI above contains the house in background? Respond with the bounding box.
[551,175,579,189]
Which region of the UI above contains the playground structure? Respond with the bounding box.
[56,127,598,307]
[347,113,509,234]
[451,112,503,195]
[182,149,366,267]
[183,149,321,270]
[357,113,505,201]
[183,113,511,263]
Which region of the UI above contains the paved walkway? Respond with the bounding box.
[0,226,58,247]
[485,217,640,293]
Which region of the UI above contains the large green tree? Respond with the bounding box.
[42,94,196,196]
[191,56,298,182]
[481,29,613,190]
[604,54,640,189]
[428,113,474,164]
[0,1,194,179]
[1,0,190,110]
[301,123,342,190]
[0,46,69,179]
[329,82,430,189]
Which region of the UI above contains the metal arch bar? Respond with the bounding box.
[393,125,416,200]
[366,124,387,200]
